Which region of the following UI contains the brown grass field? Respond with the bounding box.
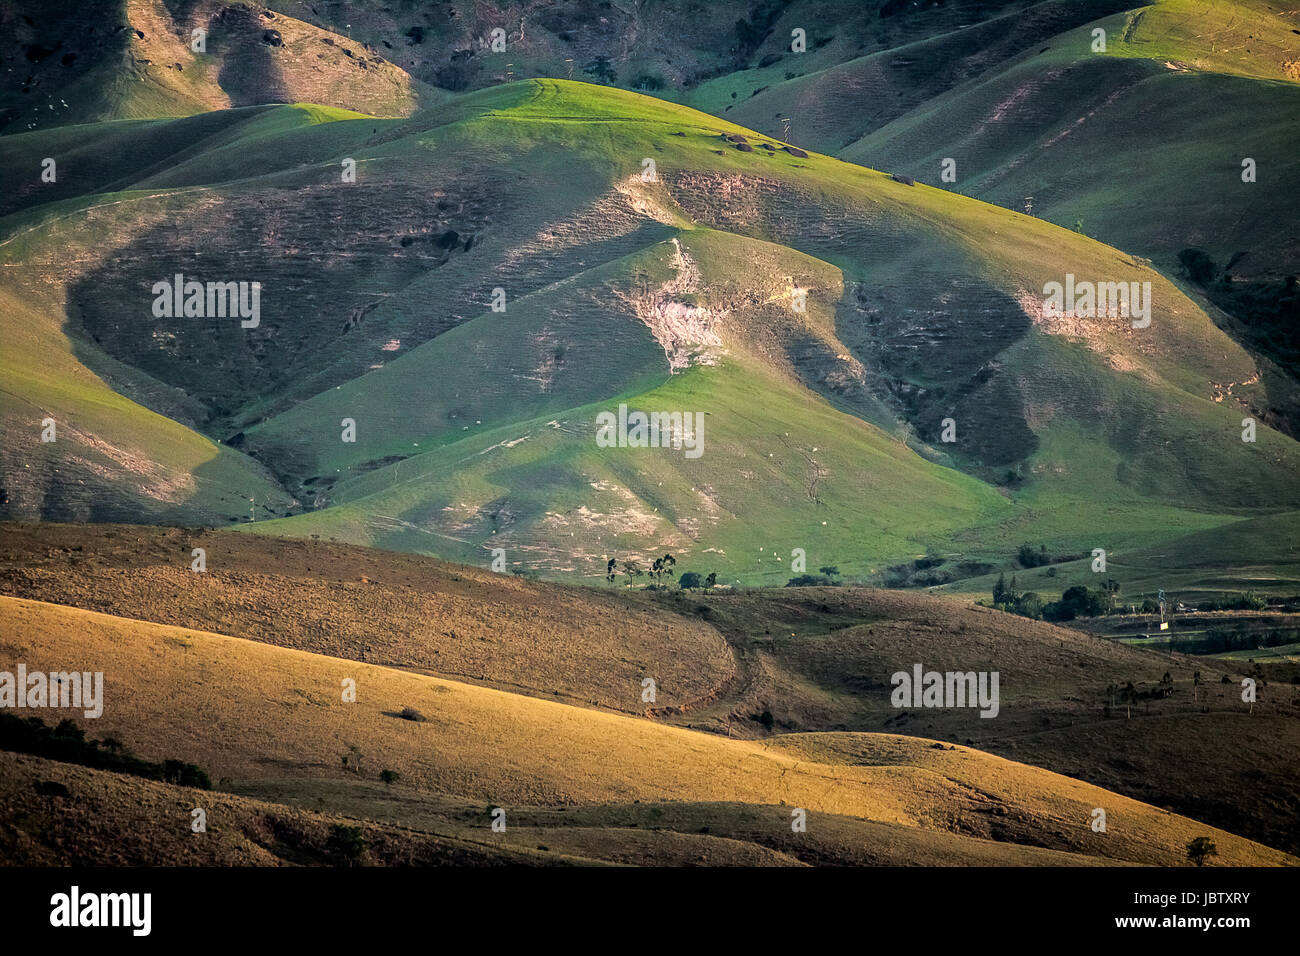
[0,562,1294,865]
[3,522,1297,859]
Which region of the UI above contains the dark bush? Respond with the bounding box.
[327,825,367,866]
[1178,247,1217,284]
[583,56,617,84]
[786,574,838,587]
[1018,543,1050,568]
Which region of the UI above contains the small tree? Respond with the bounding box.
[704,572,717,589]
[605,557,617,585]
[1187,836,1218,868]
[650,553,676,586]
[1158,671,1174,698]
[679,571,702,590]
[342,744,363,775]
[583,55,617,84]
[380,769,400,787]
[621,560,643,587]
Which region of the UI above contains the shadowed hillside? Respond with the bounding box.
[0,0,430,134]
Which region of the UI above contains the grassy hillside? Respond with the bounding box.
[0,750,569,865]
[938,510,1300,605]
[697,0,1135,151]
[1103,0,1300,82]
[242,349,1009,579]
[839,0,1300,434]
[3,77,1297,588]
[842,10,1300,280]
[0,102,372,220]
[0,522,735,716]
[0,286,291,524]
[0,0,429,134]
[279,0,1051,102]
[4,0,1297,874]
[2,592,1292,865]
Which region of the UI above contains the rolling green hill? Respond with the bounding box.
[841,2,1300,278]
[837,0,1300,431]
[2,76,1298,587]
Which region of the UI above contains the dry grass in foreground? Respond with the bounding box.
[1,595,1291,867]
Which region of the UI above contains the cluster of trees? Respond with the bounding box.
[0,712,211,789]
[787,566,840,587]
[1003,582,1277,623]
[605,554,671,586]
[1197,591,1268,612]
[1015,542,1084,569]
[679,571,718,590]
[991,573,1043,619]
[1047,582,1121,621]
[1105,672,1175,719]
[584,55,617,84]
[992,575,1120,621]
[1172,625,1298,655]
[879,550,969,588]
[1017,543,1052,568]
[606,555,716,591]
[327,824,367,866]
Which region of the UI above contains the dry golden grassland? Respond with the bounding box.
[4,522,1298,857]
[0,523,733,715]
[1,594,1291,866]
